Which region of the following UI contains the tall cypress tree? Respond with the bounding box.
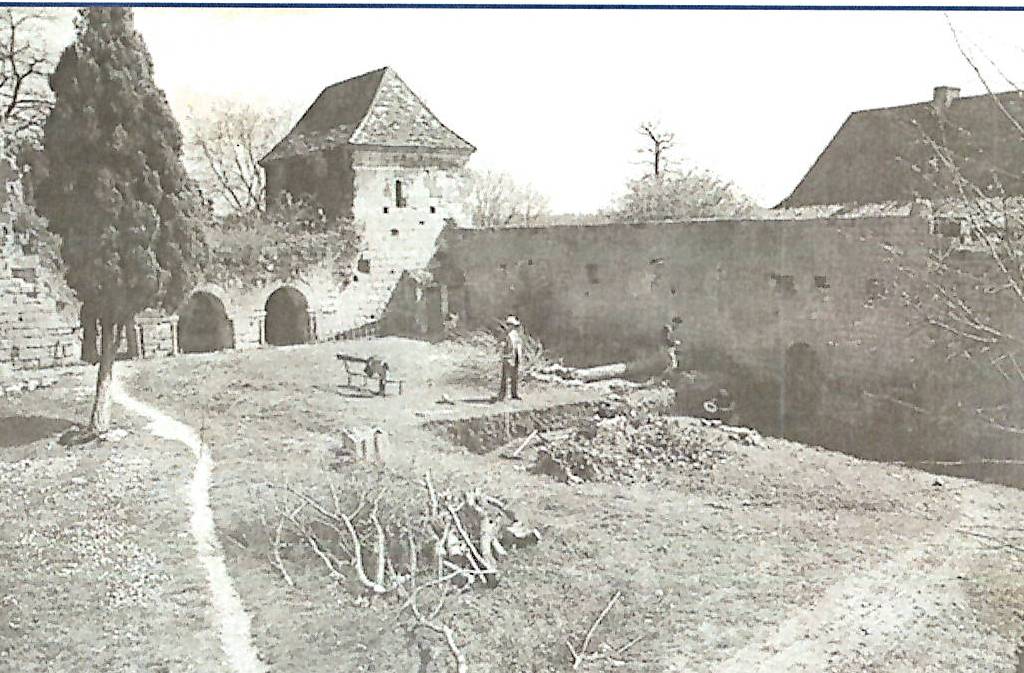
[36,7,204,432]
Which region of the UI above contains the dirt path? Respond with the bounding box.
[698,494,991,673]
[112,376,265,673]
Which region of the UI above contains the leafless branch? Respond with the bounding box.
[567,590,621,670]
[183,100,292,216]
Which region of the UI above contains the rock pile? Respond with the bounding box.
[528,397,756,485]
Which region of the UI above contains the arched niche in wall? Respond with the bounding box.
[265,286,311,346]
[178,291,235,354]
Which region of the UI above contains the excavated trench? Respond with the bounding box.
[427,390,673,454]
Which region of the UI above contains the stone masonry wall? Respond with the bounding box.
[0,234,80,370]
[430,215,937,387]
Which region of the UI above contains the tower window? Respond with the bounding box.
[395,180,407,208]
[429,206,437,214]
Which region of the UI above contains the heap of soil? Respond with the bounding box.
[528,398,758,484]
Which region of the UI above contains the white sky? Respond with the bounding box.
[41,6,1024,213]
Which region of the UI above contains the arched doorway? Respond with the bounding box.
[782,342,822,437]
[264,287,310,346]
[178,292,234,353]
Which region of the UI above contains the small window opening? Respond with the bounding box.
[814,275,829,289]
[391,228,400,237]
[383,206,389,214]
[357,258,371,274]
[429,206,437,214]
[527,259,534,266]
[770,273,796,295]
[586,263,600,285]
[395,180,407,208]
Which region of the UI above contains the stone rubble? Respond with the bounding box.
[527,396,763,485]
[1,373,61,397]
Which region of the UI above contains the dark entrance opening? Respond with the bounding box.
[265,287,310,346]
[178,292,234,353]
[781,342,822,439]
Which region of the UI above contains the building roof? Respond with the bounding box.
[261,67,475,163]
[778,88,1024,208]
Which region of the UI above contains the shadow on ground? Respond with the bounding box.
[0,415,75,449]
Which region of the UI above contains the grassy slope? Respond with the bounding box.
[119,338,1024,673]
[0,367,227,673]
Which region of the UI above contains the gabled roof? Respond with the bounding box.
[779,89,1024,208]
[261,67,475,163]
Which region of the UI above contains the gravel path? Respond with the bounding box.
[112,376,265,673]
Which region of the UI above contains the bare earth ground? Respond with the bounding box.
[3,336,1024,672]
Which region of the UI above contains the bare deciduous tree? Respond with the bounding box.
[469,170,550,228]
[878,20,1024,438]
[0,8,66,146]
[637,121,675,178]
[184,101,292,216]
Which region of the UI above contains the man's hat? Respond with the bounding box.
[506,315,521,326]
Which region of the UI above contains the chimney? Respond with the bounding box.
[932,85,960,111]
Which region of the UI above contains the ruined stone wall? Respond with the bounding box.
[167,147,473,351]
[0,234,80,370]
[430,215,937,388]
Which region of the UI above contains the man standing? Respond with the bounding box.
[496,315,524,401]
[662,323,680,374]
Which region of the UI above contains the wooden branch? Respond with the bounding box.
[371,503,387,589]
[407,597,468,673]
[445,502,492,578]
[511,431,537,458]
[424,471,439,519]
[568,591,621,670]
[338,509,392,594]
[271,506,299,588]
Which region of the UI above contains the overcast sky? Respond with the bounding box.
[42,7,1024,213]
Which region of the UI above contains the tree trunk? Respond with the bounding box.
[81,305,99,364]
[125,317,139,358]
[89,319,118,433]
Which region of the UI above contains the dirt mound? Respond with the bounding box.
[527,398,760,484]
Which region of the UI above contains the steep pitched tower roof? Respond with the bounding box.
[261,67,475,164]
[779,86,1024,208]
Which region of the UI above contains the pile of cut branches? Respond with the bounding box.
[259,472,541,672]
